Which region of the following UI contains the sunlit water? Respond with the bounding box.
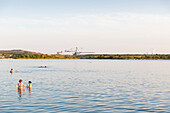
[0,59,169,113]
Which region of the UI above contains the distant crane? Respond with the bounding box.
[57,51,63,55]
[65,47,95,55]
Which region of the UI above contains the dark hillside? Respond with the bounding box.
[0,50,41,55]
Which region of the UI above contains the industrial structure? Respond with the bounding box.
[57,47,95,55]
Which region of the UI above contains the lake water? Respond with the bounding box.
[0,59,169,113]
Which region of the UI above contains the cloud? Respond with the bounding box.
[1,13,170,27]
[0,12,170,43]
[0,12,170,53]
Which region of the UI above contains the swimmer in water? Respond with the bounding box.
[27,81,32,89]
[10,69,14,74]
[39,66,47,68]
[16,79,25,89]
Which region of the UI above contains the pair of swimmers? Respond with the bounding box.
[39,66,47,68]
[16,79,32,89]
[10,69,18,74]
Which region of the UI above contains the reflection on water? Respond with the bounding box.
[27,87,32,96]
[0,59,170,112]
[16,88,25,101]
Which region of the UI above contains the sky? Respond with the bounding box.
[0,0,170,54]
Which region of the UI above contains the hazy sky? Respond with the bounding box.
[0,0,170,54]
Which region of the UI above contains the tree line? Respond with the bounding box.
[1,53,170,60]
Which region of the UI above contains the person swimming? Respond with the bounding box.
[16,79,25,89]
[39,66,47,68]
[27,81,32,89]
[10,69,14,74]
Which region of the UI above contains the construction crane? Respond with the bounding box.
[57,51,63,55]
[65,47,95,55]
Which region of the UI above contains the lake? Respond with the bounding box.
[0,59,169,112]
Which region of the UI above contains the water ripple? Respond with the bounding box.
[0,60,170,112]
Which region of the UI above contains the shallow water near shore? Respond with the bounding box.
[0,59,170,112]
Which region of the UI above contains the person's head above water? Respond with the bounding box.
[19,79,23,83]
[10,69,14,74]
[28,81,32,84]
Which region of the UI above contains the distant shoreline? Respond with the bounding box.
[1,49,170,60]
[1,54,170,60]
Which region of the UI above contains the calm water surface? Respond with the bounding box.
[0,59,169,113]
